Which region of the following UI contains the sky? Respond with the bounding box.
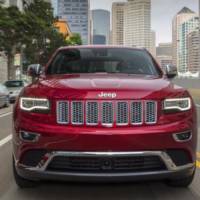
[90,0,199,45]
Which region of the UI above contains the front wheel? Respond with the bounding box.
[13,157,38,188]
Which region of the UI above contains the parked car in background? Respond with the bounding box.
[4,80,27,103]
[0,83,10,108]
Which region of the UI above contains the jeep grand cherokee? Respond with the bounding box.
[12,46,197,188]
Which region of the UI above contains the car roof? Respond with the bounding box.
[58,45,146,51]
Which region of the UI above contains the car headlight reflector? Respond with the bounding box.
[163,98,191,112]
[20,97,50,112]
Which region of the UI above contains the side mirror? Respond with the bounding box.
[27,64,43,78]
[165,64,177,79]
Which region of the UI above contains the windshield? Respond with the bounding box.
[47,48,161,76]
[4,81,24,88]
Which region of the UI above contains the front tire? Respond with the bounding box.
[166,169,195,187]
[13,157,38,188]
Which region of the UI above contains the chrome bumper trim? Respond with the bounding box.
[15,151,195,173]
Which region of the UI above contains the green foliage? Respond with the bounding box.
[66,33,82,46]
[0,0,83,77]
[0,6,26,54]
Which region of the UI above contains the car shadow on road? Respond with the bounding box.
[12,180,200,200]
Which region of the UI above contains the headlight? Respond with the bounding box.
[20,97,50,112]
[163,97,191,112]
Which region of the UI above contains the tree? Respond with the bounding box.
[66,33,82,46]
[0,5,28,79]
[0,0,83,79]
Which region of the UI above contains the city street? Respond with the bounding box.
[0,99,199,200]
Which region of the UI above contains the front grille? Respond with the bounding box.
[57,100,157,126]
[131,101,143,125]
[57,101,69,124]
[86,102,98,125]
[145,101,157,124]
[117,102,128,125]
[72,101,84,125]
[47,155,166,173]
[102,102,114,125]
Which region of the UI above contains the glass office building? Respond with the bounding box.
[53,0,90,45]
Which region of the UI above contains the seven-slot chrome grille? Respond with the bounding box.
[56,101,157,126]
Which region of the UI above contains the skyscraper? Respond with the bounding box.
[2,0,23,11]
[187,30,200,73]
[178,16,199,73]
[150,30,156,56]
[172,7,197,71]
[91,9,110,44]
[156,43,172,57]
[124,0,151,50]
[112,2,126,45]
[156,43,173,71]
[52,0,90,45]
[156,55,173,71]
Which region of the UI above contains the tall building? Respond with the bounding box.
[172,7,197,71]
[156,43,172,57]
[124,0,151,50]
[93,35,106,45]
[187,30,200,73]
[53,0,90,45]
[178,16,199,72]
[157,55,173,71]
[3,0,51,11]
[54,20,72,39]
[199,0,200,74]
[112,2,126,45]
[51,0,58,16]
[2,0,23,10]
[156,43,173,70]
[150,30,156,56]
[91,9,110,44]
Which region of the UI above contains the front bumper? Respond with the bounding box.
[14,151,195,182]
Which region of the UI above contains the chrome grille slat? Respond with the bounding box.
[86,102,98,125]
[57,100,157,126]
[131,101,143,125]
[57,101,69,124]
[117,102,128,125]
[145,101,157,124]
[102,102,114,126]
[72,101,84,125]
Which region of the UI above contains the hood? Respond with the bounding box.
[23,74,188,100]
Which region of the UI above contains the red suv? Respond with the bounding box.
[13,46,197,188]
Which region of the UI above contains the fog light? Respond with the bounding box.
[20,131,40,142]
[173,131,192,142]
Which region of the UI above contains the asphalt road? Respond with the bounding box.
[173,79,200,90]
[0,103,199,200]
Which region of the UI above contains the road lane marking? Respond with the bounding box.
[197,153,200,169]
[0,135,12,148]
[0,112,12,118]
[197,161,200,168]
[197,152,200,158]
